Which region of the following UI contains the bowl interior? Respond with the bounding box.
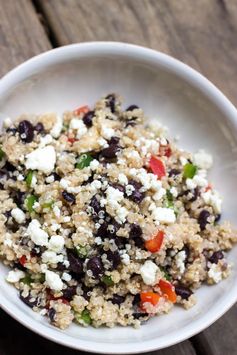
[0,44,237,353]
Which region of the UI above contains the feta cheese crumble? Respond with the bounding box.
[11,208,26,224]
[45,270,64,291]
[140,260,158,285]
[25,146,56,174]
[26,219,49,246]
[6,270,25,283]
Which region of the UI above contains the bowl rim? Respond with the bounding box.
[0,41,237,354]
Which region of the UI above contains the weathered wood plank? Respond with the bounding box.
[37,0,237,104]
[0,0,51,77]
[192,303,237,355]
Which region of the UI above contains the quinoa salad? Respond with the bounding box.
[0,94,236,329]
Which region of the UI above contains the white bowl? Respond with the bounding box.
[0,42,237,354]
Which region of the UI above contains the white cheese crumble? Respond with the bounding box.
[140,260,158,285]
[175,250,186,274]
[60,178,70,189]
[3,117,12,128]
[151,207,176,225]
[25,146,56,174]
[39,134,53,147]
[45,175,55,183]
[121,253,130,265]
[45,270,63,291]
[50,115,63,138]
[11,208,26,224]
[48,235,64,252]
[208,263,222,283]
[6,270,25,283]
[62,272,72,282]
[63,216,71,223]
[194,149,213,170]
[98,137,109,148]
[101,126,115,139]
[153,187,166,201]
[42,251,64,264]
[118,173,128,185]
[170,187,178,198]
[90,159,100,171]
[53,205,61,218]
[90,179,102,192]
[70,118,88,139]
[202,190,222,213]
[26,219,49,246]
[115,206,129,224]
[17,174,24,181]
[105,186,124,209]
[31,174,37,188]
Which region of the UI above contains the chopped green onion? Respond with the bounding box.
[81,309,92,325]
[101,275,114,287]
[38,273,45,283]
[42,200,54,209]
[160,267,171,281]
[166,190,173,202]
[62,122,69,131]
[25,170,34,188]
[75,309,92,326]
[0,147,5,161]
[76,153,93,169]
[25,195,37,212]
[183,163,197,179]
[75,246,87,258]
[22,274,33,285]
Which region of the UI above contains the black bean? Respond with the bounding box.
[182,245,190,263]
[10,189,25,207]
[18,120,34,143]
[67,251,83,274]
[133,312,149,319]
[19,292,38,308]
[215,214,221,222]
[129,224,142,239]
[100,141,120,159]
[48,308,56,322]
[90,195,101,214]
[111,294,125,305]
[128,179,145,204]
[62,286,77,301]
[82,285,92,301]
[129,224,144,248]
[4,210,11,219]
[198,210,211,231]
[14,262,27,271]
[6,127,17,135]
[105,94,116,113]
[56,262,67,271]
[87,256,104,278]
[175,285,193,300]
[168,169,180,177]
[34,122,45,134]
[132,294,140,306]
[114,236,127,249]
[189,187,199,202]
[209,250,224,264]
[62,190,76,204]
[126,105,139,111]
[4,161,16,172]
[52,172,61,181]
[83,110,94,127]
[106,250,121,270]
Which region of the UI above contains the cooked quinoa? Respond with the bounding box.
[0,94,236,329]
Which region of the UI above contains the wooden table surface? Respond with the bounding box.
[0,0,237,354]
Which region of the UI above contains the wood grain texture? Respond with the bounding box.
[0,0,51,77]
[37,0,237,104]
[192,303,237,355]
